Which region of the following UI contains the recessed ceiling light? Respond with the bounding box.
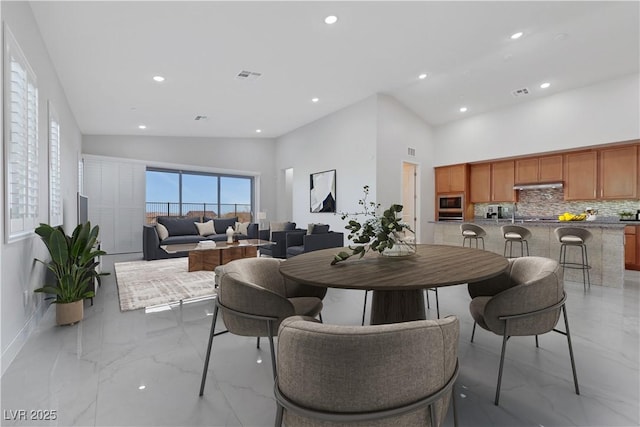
[418,73,428,80]
[510,32,524,40]
[138,385,146,390]
[152,76,165,82]
[311,97,319,103]
[540,82,551,89]
[138,125,147,129]
[459,107,468,113]
[256,129,262,133]
[324,15,338,25]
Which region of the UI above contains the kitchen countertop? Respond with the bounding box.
[468,217,637,228]
[433,217,628,287]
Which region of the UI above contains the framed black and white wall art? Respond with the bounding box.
[310,169,336,213]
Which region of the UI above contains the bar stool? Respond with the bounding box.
[554,227,592,291]
[501,225,532,258]
[461,223,486,249]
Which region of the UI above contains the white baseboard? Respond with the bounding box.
[1,301,51,377]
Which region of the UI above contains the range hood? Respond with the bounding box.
[513,182,563,190]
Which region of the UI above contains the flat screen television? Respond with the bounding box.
[77,193,89,225]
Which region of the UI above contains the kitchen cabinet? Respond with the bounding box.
[515,155,563,184]
[491,160,516,202]
[625,226,639,271]
[514,158,538,184]
[435,164,467,193]
[564,151,598,200]
[539,155,564,182]
[469,163,491,202]
[599,145,637,199]
[469,161,515,202]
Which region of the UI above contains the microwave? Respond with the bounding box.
[438,195,463,210]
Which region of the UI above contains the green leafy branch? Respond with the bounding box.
[331,186,412,265]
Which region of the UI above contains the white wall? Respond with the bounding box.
[1,2,83,375]
[433,73,640,165]
[82,135,278,220]
[274,94,435,243]
[376,95,435,242]
[275,96,378,235]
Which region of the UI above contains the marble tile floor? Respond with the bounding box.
[1,255,638,427]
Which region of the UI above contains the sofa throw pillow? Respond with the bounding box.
[213,217,238,234]
[307,223,316,235]
[235,221,250,235]
[270,221,287,232]
[156,223,169,240]
[311,224,330,234]
[157,216,199,236]
[270,221,296,240]
[195,220,215,236]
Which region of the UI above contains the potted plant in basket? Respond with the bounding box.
[331,185,415,265]
[34,222,108,325]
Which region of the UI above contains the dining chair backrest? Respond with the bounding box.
[218,258,294,336]
[469,256,563,336]
[276,316,459,426]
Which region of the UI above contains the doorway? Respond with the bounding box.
[402,162,418,239]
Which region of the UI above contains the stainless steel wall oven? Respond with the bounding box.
[437,194,464,221]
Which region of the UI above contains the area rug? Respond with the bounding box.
[114,258,216,311]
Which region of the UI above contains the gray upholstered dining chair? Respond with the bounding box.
[274,316,460,427]
[199,257,326,396]
[467,256,579,405]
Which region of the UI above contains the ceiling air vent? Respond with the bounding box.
[511,87,530,97]
[194,115,208,121]
[236,70,262,81]
[407,147,416,157]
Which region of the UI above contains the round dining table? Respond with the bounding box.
[279,244,509,325]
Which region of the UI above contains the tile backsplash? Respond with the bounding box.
[474,188,639,218]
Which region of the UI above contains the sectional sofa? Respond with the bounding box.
[143,216,258,261]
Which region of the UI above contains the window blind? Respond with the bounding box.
[5,26,39,240]
[49,103,62,226]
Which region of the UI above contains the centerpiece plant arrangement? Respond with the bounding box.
[34,222,108,325]
[331,185,415,265]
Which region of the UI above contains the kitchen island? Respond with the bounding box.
[433,218,632,287]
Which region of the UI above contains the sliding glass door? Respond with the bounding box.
[145,168,253,223]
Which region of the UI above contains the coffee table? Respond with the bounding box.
[161,239,272,272]
[280,244,509,324]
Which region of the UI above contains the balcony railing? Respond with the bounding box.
[146,202,252,224]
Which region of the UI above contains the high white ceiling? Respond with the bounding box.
[30,1,639,139]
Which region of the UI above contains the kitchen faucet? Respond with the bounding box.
[511,202,517,224]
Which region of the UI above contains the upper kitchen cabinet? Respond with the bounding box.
[564,151,598,200]
[491,160,516,202]
[469,163,491,202]
[515,155,563,184]
[539,155,564,182]
[469,161,515,202]
[435,164,467,194]
[599,145,637,199]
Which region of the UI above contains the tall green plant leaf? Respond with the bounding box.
[49,229,69,266]
[35,223,55,242]
[70,222,90,261]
